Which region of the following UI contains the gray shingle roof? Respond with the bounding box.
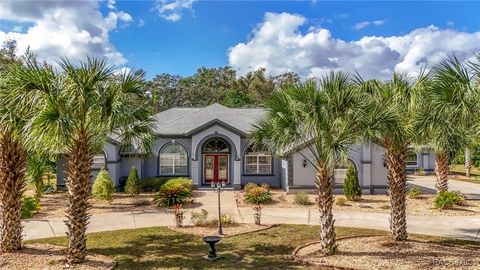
[153,103,265,136]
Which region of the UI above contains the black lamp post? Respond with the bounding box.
[211,180,226,235]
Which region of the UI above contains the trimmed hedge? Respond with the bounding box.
[138,176,172,192]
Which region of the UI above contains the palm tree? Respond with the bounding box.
[356,73,425,242]
[251,72,371,254]
[10,57,156,264]
[415,55,480,192]
[0,61,29,252]
[465,147,472,178]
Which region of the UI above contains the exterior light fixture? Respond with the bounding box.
[303,159,307,167]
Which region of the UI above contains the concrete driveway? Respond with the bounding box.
[408,175,480,200]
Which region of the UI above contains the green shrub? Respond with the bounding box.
[408,187,422,199]
[154,178,193,206]
[434,191,465,209]
[244,182,258,193]
[244,186,272,204]
[343,165,361,201]
[414,168,426,176]
[139,176,171,192]
[294,192,311,205]
[21,196,41,219]
[91,169,115,202]
[125,166,140,196]
[191,209,209,226]
[335,197,347,206]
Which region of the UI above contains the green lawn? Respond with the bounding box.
[27,225,480,269]
[450,164,480,184]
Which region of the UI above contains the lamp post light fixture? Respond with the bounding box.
[211,180,226,235]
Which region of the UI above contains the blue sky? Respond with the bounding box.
[1,1,480,79]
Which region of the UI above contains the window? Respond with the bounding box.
[92,153,106,169]
[160,142,188,175]
[406,151,418,167]
[203,138,229,153]
[244,144,272,175]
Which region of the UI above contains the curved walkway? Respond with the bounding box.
[24,206,480,242]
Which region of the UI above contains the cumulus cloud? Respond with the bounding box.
[155,0,195,22]
[228,12,480,80]
[0,0,131,66]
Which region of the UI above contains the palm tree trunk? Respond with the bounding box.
[385,144,408,241]
[315,164,336,254]
[64,128,92,264]
[465,147,471,178]
[434,152,449,192]
[0,130,26,252]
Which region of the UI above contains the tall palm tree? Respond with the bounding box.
[356,73,425,242]
[415,55,480,192]
[252,72,371,254]
[0,62,29,252]
[10,57,156,264]
[465,146,472,178]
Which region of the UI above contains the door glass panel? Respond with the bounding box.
[218,156,228,180]
[205,156,214,181]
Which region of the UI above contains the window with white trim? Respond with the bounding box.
[160,142,188,175]
[244,144,272,175]
[92,153,106,169]
[406,151,418,167]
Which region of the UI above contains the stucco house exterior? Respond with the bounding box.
[57,103,435,193]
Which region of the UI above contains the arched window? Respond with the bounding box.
[406,151,418,167]
[244,144,272,175]
[160,142,188,175]
[92,152,106,169]
[203,138,230,153]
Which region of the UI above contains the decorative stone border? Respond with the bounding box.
[222,224,275,238]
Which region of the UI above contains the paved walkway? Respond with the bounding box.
[23,189,480,242]
[408,175,480,200]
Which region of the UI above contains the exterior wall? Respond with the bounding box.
[288,143,434,194]
[56,142,121,188]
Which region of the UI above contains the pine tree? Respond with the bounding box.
[125,166,140,196]
[343,165,362,201]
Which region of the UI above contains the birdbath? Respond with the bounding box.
[202,236,221,260]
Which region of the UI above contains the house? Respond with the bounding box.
[56,103,435,193]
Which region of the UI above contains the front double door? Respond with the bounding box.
[204,154,229,183]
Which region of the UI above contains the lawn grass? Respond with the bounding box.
[27,225,480,269]
[450,164,480,184]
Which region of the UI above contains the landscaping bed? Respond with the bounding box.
[235,191,480,216]
[36,192,157,219]
[0,243,115,270]
[294,235,480,270]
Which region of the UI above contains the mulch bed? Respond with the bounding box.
[0,243,116,270]
[169,223,274,237]
[293,235,480,270]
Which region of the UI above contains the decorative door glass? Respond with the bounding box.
[218,156,228,180]
[205,156,214,181]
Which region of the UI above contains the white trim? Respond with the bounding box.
[406,151,419,168]
[244,154,272,175]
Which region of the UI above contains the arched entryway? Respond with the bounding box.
[202,137,231,185]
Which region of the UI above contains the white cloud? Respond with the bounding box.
[228,12,480,80]
[0,0,131,66]
[354,21,370,30]
[447,21,455,27]
[372,20,385,26]
[154,0,195,22]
